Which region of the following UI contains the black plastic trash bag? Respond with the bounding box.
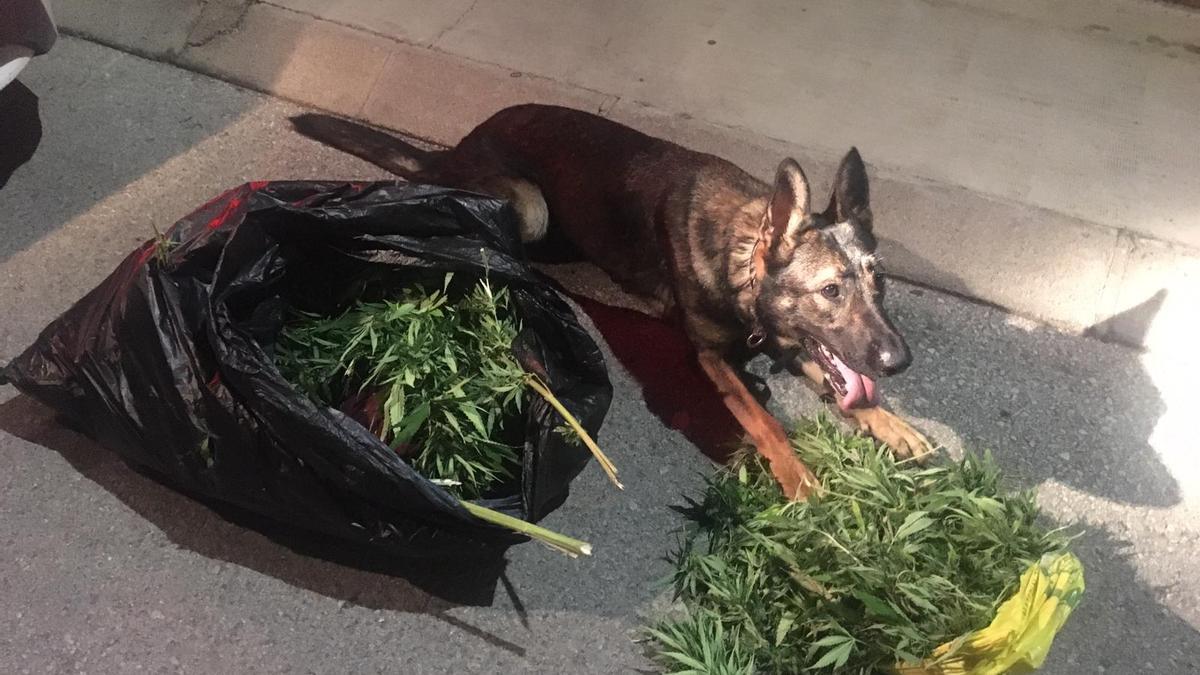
[1,181,612,557]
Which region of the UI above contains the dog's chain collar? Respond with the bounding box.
[742,207,772,349]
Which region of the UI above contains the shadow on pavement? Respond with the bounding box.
[879,277,1196,669]
[0,80,42,189]
[1085,288,1167,346]
[0,40,259,265]
[0,394,532,655]
[887,283,1175,508]
[1047,527,1200,673]
[0,29,324,267]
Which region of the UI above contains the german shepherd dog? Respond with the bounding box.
[292,104,931,499]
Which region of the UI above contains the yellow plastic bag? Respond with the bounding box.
[896,552,1085,675]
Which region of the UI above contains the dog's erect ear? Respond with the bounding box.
[828,147,871,227]
[766,158,811,251]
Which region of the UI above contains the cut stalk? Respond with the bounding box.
[460,500,592,558]
[524,373,623,489]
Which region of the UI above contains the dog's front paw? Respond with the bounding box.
[768,453,822,501]
[849,406,933,462]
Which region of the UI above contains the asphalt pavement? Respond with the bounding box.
[1,37,1197,674]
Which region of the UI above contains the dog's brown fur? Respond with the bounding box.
[292,104,931,498]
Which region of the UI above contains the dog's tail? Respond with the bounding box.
[290,113,439,178]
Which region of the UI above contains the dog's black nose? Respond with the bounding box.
[872,340,911,376]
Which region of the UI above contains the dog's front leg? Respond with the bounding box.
[697,350,820,499]
[798,359,933,460]
[847,406,933,460]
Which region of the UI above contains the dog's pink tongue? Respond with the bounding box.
[830,352,879,411]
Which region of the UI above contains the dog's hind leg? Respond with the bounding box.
[470,176,549,243]
[643,283,677,319]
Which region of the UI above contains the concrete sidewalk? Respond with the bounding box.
[270,0,1200,246]
[53,0,1200,359]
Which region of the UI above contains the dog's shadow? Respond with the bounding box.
[1044,526,1200,672]
[0,80,42,190]
[869,238,1177,508]
[0,394,533,654]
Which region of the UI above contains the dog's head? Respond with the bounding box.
[754,149,909,410]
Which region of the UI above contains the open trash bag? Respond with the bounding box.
[1,181,613,557]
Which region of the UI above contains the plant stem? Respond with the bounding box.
[524,373,623,489]
[460,500,593,558]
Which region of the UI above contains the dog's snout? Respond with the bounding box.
[872,339,911,376]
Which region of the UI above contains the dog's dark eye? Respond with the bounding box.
[821,284,840,299]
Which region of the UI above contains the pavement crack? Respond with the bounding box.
[432,0,480,47]
[1093,229,1135,330]
[187,0,253,48]
[357,51,394,119]
[597,95,621,116]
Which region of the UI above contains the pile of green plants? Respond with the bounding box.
[274,274,617,556]
[278,275,526,498]
[649,417,1078,674]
